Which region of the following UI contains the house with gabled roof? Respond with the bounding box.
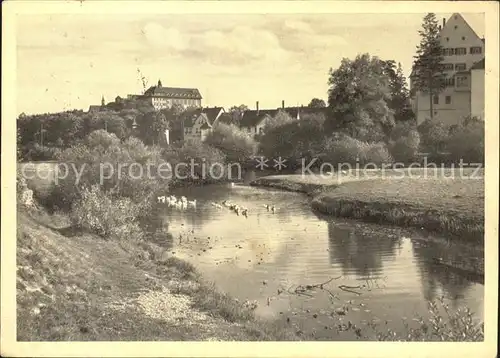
[409,13,485,125]
[143,79,202,111]
[239,100,328,136]
[239,102,279,136]
[181,106,225,142]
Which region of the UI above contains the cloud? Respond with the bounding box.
[142,23,189,51]
[142,22,291,67]
[283,19,314,34]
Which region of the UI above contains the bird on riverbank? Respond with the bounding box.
[264,204,270,211]
[211,202,223,209]
[187,199,197,208]
[241,208,248,217]
[271,206,277,214]
[157,195,166,203]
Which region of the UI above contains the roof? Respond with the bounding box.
[88,105,103,112]
[443,13,483,43]
[240,109,278,128]
[201,107,224,125]
[200,122,211,130]
[181,109,205,127]
[281,106,327,118]
[181,107,223,127]
[144,85,202,99]
[471,58,485,70]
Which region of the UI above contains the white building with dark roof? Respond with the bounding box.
[409,13,485,126]
[143,79,203,110]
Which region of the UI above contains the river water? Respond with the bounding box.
[162,181,484,340]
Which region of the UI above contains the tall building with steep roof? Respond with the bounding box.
[142,79,202,110]
[409,13,485,126]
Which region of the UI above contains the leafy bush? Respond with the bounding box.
[264,110,296,132]
[364,142,393,165]
[322,134,364,166]
[206,123,258,163]
[389,122,421,163]
[70,185,144,240]
[259,115,325,169]
[373,298,484,342]
[85,129,121,151]
[22,143,62,161]
[418,118,449,154]
[49,131,169,211]
[162,139,227,183]
[447,117,484,164]
[322,134,392,167]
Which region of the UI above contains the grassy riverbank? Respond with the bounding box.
[251,169,484,241]
[250,169,484,275]
[17,206,299,341]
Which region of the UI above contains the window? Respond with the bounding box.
[455,63,466,71]
[455,47,466,55]
[446,37,449,41]
[443,48,453,56]
[454,25,458,29]
[456,75,469,88]
[445,77,455,86]
[462,36,466,41]
[445,96,452,104]
[442,63,454,71]
[433,95,439,105]
[470,46,482,54]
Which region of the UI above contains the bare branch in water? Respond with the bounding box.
[338,285,363,295]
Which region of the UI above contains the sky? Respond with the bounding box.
[16,12,484,115]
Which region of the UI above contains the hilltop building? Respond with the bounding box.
[409,13,485,126]
[88,95,106,113]
[141,80,202,111]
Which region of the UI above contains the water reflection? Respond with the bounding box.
[327,222,400,278]
[411,239,478,307]
[163,183,484,330]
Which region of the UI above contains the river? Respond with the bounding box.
[162,180,484,340]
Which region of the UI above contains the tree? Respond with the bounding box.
[138,111,168,145]
[383,61,415,122]
[413,13,446,121]
[326,53,395,141]
[228,104,248,122]
[417,118,448,153]
[205,123,258,163]
[447,116,484,163]
[308,98,326,108]
[388,121,420,162]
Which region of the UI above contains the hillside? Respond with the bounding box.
[16,207,298,341]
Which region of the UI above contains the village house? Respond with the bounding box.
[181,106,225,142]
[239,101,279,136]
[409,13,485,126]
[239,100,325,136]
[142,80,202,111]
